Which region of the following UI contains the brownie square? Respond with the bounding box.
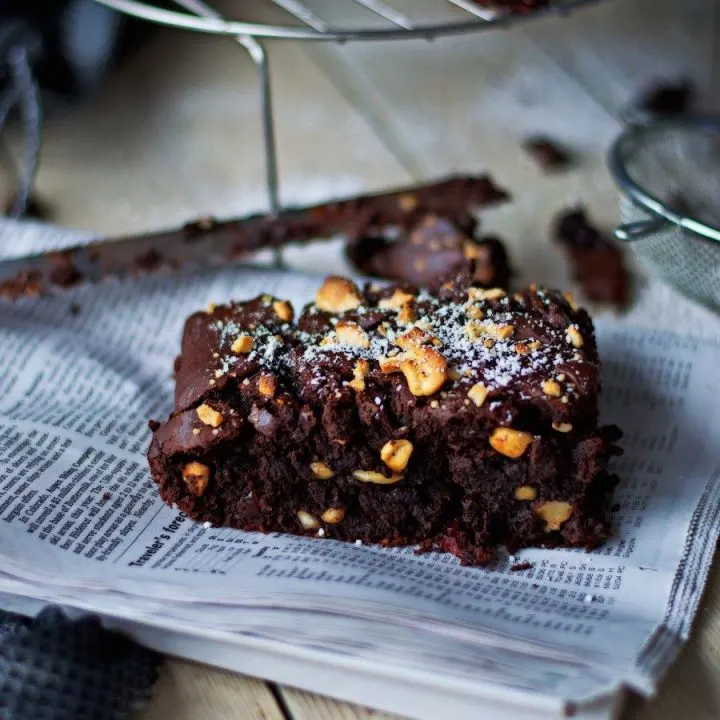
[148,266,621,565]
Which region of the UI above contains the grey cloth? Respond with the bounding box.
[0,607,161,720]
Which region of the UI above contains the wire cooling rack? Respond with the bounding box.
[93,0,610,262]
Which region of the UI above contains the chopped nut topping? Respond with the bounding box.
[395,327,431,349]
[192,428,201,436]
[206,302,216,313]
[310,462,335,479]
[468,382,489,407]
[564,291,579,311]
[348,359,369,392]
[378,289,416,309]
[515,485,537,501]
[321,508,345,524]
[377,322,390,337]
[465,305,485,320]
[468,287,506,301]
[398,306,416,325]
[462,241,485,260]
[182,462,210,496]
[466,321,514,342]
[380,439,414,472]
[335,321,370,348]
[489,427,533,459]
[397,193,418,212]
[196,403,224,427]
[430,400,439,408]
[231,335,254,354]
[447,368,462,381]
[258,374,277,397]
[315,276,362,313]
[272,299,293,322]
[465,322,484,342]
[515,342,528,355]
[542,379,563,398]
[483,338,495,349]
[528,340,542,351]
[534,501,573,532]
[297,510,320,530]
[566,326,584,348]
[353,470,403,485]
[380,345,447,397]
[552,422,573,433]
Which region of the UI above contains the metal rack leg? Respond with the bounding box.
[238,36,283,267]
[172,1,283,267]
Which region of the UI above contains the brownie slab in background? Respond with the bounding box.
[148,269,622,565]
[346,211,512,289]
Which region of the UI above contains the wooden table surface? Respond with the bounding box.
[16,0,720,717]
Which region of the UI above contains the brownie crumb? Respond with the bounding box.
[100,491,112,504]
[523,137,572,172]
[510,561,533,572]
[553,207,629,307]
[0,269,44,300]
[49,253,83,288]
[637,79,693,117]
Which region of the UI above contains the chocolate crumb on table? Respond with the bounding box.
[148,268,622,565]
[523,137,572,172]
[553,207,630,308]
[636,79,694,117]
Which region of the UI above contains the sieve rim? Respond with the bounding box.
[608,115,720,245]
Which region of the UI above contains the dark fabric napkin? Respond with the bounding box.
[0,607,161,720]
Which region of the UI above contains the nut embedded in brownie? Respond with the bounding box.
[148,272,622,565]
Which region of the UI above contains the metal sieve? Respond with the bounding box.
[608,116,720,313]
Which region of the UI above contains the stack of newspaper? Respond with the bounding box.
[0,219,718,720]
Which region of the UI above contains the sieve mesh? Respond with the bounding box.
[610,118,720,312]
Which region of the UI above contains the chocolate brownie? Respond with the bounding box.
[553,207,630,308]
[346,212,512,289]
[148,270,622,565]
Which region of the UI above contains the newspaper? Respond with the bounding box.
[0,219,719,716]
